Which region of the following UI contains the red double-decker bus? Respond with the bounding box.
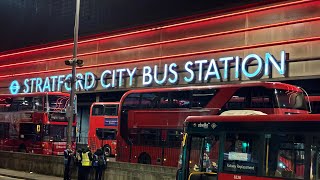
[88,102,119,156]
[178,114,320,180]
[0,92,76,155]
[116,82,310,167]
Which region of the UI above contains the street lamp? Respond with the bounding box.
[65,0,82,147]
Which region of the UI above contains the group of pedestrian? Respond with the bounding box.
[64,145,107,180]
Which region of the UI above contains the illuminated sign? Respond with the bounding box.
[104,118,118,126]
[9,51,286,94]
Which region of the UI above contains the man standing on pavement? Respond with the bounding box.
[81,146,93,180]
[64,145,73,180]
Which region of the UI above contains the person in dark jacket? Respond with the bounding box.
[81,146,93,180]
[75,148,83,180]
[93,148,107,180]
[63,145,73,180]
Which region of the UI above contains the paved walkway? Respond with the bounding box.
[0,168,61,180]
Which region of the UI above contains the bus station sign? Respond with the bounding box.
[9,51,286,94]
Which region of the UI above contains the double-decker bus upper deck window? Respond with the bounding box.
[310,101,320,114]
[191,89,217,108]
[33,97,44,111]
[104,105,118,116]
[11,97,34,111]
[48,95,69,112]
[123,93,140,109]
[140,93,159,108]
[223,87,275,111]
[275,89,308,110]
[92,105,104,116]
[169,91,190,108]
[0,98,10,112]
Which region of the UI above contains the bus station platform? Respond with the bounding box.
[0,168,60,180]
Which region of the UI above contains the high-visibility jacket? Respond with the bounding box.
[82,152,91,166]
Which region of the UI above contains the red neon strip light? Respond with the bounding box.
[0,16,319,69]
[0,0,315,59]
[1,36,319,80]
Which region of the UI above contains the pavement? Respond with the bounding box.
[0,168,61,180]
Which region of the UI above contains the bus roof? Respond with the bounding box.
[91,102,120,106]
[0,92,70,98]
[185,114,320,123]
[121,82,302,95]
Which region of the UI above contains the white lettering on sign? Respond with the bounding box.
[197,123,209,129]
[229,152,249,161]
[9,51,287,94]
[234,175,241,179]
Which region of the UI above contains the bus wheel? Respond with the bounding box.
[18,144,27,153]
[103,145,111,157]
[138,152,151,164]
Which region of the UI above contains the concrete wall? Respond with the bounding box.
[0,151,176,180]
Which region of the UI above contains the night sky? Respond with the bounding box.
[0,0,280,52]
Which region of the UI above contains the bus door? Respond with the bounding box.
[186,135,219,180]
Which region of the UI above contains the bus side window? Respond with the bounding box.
[223,88,250,110]
[223,133,259,175]
[33,96,44,111]
[266,134,305,179]
[166,130,182,148]
[191,89,217,108]
[0,123,9,138]
[92,105,104,116]
[123,93,140,109]
[250,87,274,108]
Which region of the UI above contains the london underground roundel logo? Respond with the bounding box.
[9,80,20,94]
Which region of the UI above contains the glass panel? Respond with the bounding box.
[223,87,275,110]
[96,128,116,140]
[310,102,320,114]
[192,89,217,108]
[223,133,259,175]
[33,96,44,111]
[129,129,161,146]
[140,93,157,108]
[167,130,183,148]
[43,125,75,142]
[104,105,118,116]
[10,97,34,111]
[189,136,203,173]
[19,123,41,141]
[275,89,307,110]
[250,87,274,108]
[48,95,69,112]
[266,134,305,179]
[0,123,9,138]
[92,105,104,116]
[189,135,219,173]
[122,93,140,109]
[170,91,190,108]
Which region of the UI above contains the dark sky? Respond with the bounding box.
[0,0,278,53]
